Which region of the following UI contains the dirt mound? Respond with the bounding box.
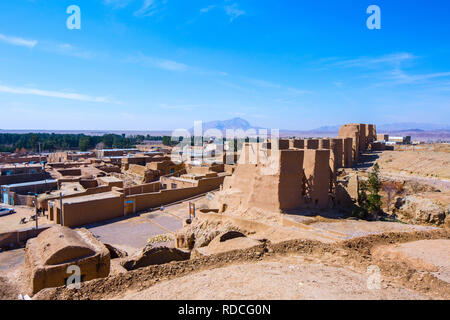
[121,245,190,271]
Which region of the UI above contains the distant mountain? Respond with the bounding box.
[376,123,450,132]
[190,117,263,133]
[305,123,450,133]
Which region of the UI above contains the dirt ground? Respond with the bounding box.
[372,239,450,283]
[85,200,194,255]
[118,254,427,300]
[376,147,450,180]
[0,205,53,234]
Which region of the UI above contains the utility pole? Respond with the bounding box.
[38,142,41,164]
[34,194,38,230]
[59,192,65,226]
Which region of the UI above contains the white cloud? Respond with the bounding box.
[43,43,96,59]
[0,84,121,104]
[0,34,37,48]
[200,5,217,13]
[103,0,133,9]
[224,3,245,21]
[134,0,168,17]
[197,2,245,22]
[126,53,189,71]
[324,53,417,69]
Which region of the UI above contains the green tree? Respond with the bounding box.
[367,163,382,214]
[355,162,383,219]
[79,136,91,151]
[162,136,172,146]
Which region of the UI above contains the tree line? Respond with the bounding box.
[0,133,167,152]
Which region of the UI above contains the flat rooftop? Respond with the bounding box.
[62,191,122,205]
[1,179,57,189]
[0,163,42,169]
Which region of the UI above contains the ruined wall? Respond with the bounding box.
[279,139,290,150]
[365,124,375,144]
[329,138,343,171]
[358,124,367,152]
[290,139,305,149]
[305,139,319,149]
[215,148,333,220]
[342,138,354,168]
[219,150,305,218]
[277,150,305,210]
[318,139,330,149]
[303,149,331,209]
[338,124,360,163]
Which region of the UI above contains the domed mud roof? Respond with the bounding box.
[34,225,96,265]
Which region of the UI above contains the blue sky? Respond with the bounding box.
[0,0,449,130]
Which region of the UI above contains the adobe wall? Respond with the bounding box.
[0,226,50,250]
[279,139,290,150]
[129,176,225,213]
[305,139,319,149]
[377,134,389,141]
[124,182,160,196]
[0,172,47,186]
[14,194,35,207]
[97,177,123,189]
[39,184,113,211]
[161,177,197,189]
[303,149,331,209]
[358,124,367,152]
[342,137,354,168]
[220,150,305,218]
[215,148,333,219]
[277,150,305,210]
[61,193,125,228]
[318,139,330,149]
[290,139,305,149]
[330,138,343,171]
[57,168,82,177]
[338,124,360,163]
[238,143,267,165]
[3,156,42,164]
[365,124,375,143]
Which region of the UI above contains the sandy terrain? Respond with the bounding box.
[376,148,450,180]
[118,254,427,300]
